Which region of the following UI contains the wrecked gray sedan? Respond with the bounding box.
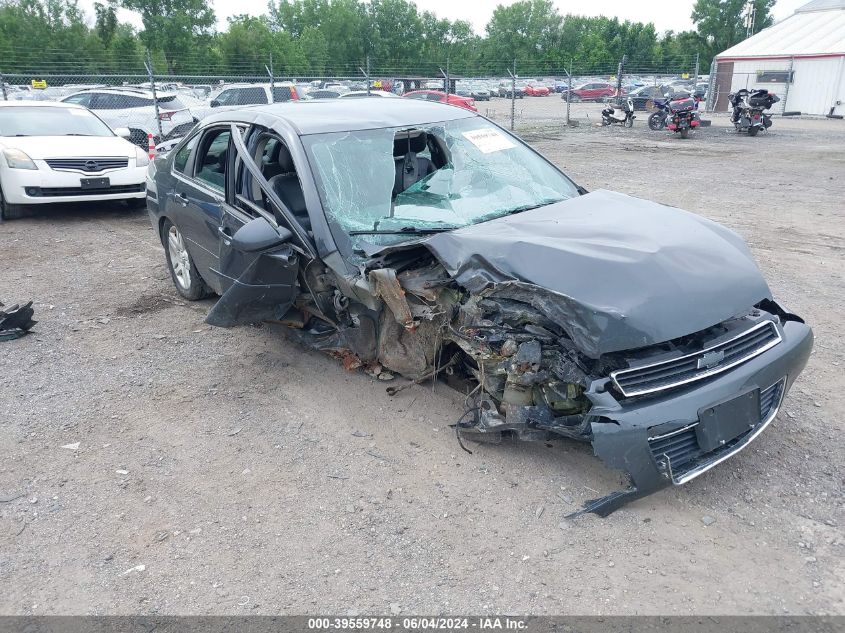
[145,99,813,515]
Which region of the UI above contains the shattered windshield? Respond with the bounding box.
[302,117,579,248]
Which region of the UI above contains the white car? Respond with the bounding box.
[209,83,300,108]
[0,102,149,220]
[338,90,398,98]
[61,87,203,148]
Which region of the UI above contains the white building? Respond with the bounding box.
[713,0,845,116]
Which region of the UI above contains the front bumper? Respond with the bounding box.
[581,319,813,516]
[2,162,147,204]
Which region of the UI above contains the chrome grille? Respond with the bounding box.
[46,158,129,172]
[649,377,786,483]
[612,320,781,397]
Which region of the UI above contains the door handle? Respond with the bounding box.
[218,225,232,245]
[175,192,189,207]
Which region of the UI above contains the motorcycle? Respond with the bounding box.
[647,98,672,130]
[601,97,635,128]
[729,88,780,136]
[647,93,700,138]
[648,93,702,138]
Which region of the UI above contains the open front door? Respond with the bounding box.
[206,213,299,327]
[205,122,317,328]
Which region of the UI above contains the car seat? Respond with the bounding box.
[267,143,311,231]
[393,133,435,197]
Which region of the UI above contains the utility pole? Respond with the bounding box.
[266,52,275,103]
[744,1,757,37]
[360,56,371,95]
[693,52,700,88]
[144,50,163,140]
[507,59,517,131]
[615,54,626,104]
[565,59,573,125]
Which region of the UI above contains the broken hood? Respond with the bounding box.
[422,189,772,358]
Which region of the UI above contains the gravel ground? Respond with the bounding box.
[1,99,843,616]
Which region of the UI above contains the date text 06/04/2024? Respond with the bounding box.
[306,617,528,630]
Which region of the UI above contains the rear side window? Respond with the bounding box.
[99,94,148,109]
[63,93,92,107]
[194,129,230,191]
[272,87,294,102]
[173,134,199,174]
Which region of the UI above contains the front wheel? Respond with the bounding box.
[648,112,664,130]
[0,184,27,221]
[624,116,634,128]
[748,126,760,137]
[568,94,580,103]
[162,219,211,301]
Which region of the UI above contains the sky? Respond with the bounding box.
[96,0,810,37]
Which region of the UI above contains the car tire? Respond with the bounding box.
[0,184,27,221]
[161,218,212,301]
[569,95,580,103]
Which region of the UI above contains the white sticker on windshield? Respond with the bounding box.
[462,128,515,153]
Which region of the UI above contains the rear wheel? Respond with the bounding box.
[0,184,27,221]
[748,126,759,137]
[680,127,690,139]
[162,219,211,301]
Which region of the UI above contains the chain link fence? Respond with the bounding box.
[708,61,798,116]
[1,52,709,148]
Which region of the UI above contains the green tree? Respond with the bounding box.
[691,0,775,65]
[484,0,563,73]
[93,0,117,45]
[119,0,216,73]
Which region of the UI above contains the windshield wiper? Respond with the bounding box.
[349,226,457,236]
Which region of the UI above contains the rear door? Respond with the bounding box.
[170,127,227,279]
[205,124,309,327]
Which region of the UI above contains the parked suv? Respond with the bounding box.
[61,87,205,149]
[209,83,299,108]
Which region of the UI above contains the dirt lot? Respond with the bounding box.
[1,98,843,616]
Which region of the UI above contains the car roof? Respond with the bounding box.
[66,87,177,98]
[339,90,397,97]
[202,98,477,135]
[0,100,88,109]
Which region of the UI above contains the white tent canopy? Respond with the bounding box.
[717,0,845,59]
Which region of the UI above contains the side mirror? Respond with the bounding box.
[114,127,131,139]
[230,216,292,253]
[210,99,220,107]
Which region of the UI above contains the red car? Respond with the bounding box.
[561,82,622,102]
[403,90,477,112]
[523,84,550,97]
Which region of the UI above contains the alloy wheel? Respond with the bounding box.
[167,225,192,290]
